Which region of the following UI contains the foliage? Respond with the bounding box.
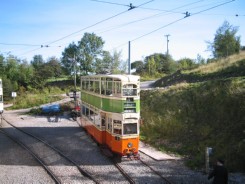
[154,52,245,88]
[29,101,75,116]
[133,53,179,76]
[141,52,245,171]
[46,57,63,78]
[207,21,241,58]
[141,78,245,171]
[8,87,64,109]
[95,50,125,74]
[61,42,79,75]
[78,32,105,74]
[31,55,44,70]
[177,58,197,70]
[131,60,144,73]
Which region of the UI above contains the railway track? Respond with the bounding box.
[112,157,135,184]
[1,114,181,183]
[0,129,60,184]
[110,155,173,184]
[1,117,98,184]
[139,156,173,184]
[138,150,173,183]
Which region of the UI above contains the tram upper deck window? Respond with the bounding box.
[123,123,137,135]
[89,81,94,92]
[106,78,112,96]
[113,81,121,96]
[82,81,86,90]
[95,81,100,93]
[122,84,137,96]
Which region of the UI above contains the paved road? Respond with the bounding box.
[140,80,156,89]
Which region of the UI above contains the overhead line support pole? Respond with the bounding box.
[128,41,131,74]
[165,34,170,56]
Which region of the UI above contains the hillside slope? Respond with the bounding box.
[153,51,245,88]
[140,52,245,172]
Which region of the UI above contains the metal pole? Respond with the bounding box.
[205,147,212,174]
[73,54,77,109]
[128,41,131,74]
[74,54,76,90]
[165,34,170,56]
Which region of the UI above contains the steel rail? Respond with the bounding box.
[2,117,99,184]
[0,129,61,184]
[112,158,135,184]
[139,151,173,184]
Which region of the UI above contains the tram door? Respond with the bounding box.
[101,112,106,144]
[106,116,113,148]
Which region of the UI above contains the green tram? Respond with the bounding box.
[81,74,140,113]
[79,74,141,157]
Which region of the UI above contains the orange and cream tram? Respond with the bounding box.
[79,75,140,157]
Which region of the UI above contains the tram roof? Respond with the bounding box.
[81,74,140,82]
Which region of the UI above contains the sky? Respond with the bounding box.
[0,0,244,63]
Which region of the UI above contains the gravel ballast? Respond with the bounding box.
[1,109,244,184]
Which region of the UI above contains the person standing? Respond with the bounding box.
[208,159,228,184]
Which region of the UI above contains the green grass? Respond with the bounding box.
[140,52,245,172]
[7,87,66,110]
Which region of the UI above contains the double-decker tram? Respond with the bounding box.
[0,79,3,114]
[79,74,140,158]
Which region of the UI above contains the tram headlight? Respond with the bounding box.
[127,142,133,148]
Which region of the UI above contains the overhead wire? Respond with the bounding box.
[3,0,239,59]
[112,0,236,50]
[14,0,154,58]
[131,0,235,42]
[0,43,40,47]
[46,0,154,46]
[136,0,206,14]
[89,0,129,7]
[14,0,151,55]
[95,0,207,35]
[191,0,235,16]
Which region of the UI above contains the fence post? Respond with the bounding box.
[205,147,213,174]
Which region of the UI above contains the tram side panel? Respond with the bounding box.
[105,132,139,156]
[80,116,104,145]
[82,93,140,113]
[80,106,140,156]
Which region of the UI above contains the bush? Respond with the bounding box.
[140,78,245,171]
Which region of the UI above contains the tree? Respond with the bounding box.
[18,60,34,88]
[94,50,124,74]
[94,51,111,74]
[61,42,79,75]
[78,32,104,74]
[196,54,206,65]
[31,55,44,70]
[207,21,241,58]
[144,53,177,74]
[177,58,196,70]
[5,56,19,82]
[131,60,144,74]
[110,50,123,74]
[46,57,62,78]
[0,54,6,77]
[147,57,156,75]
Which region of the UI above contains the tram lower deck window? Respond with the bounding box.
[123,123,137,135]
[113,120,122,135]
